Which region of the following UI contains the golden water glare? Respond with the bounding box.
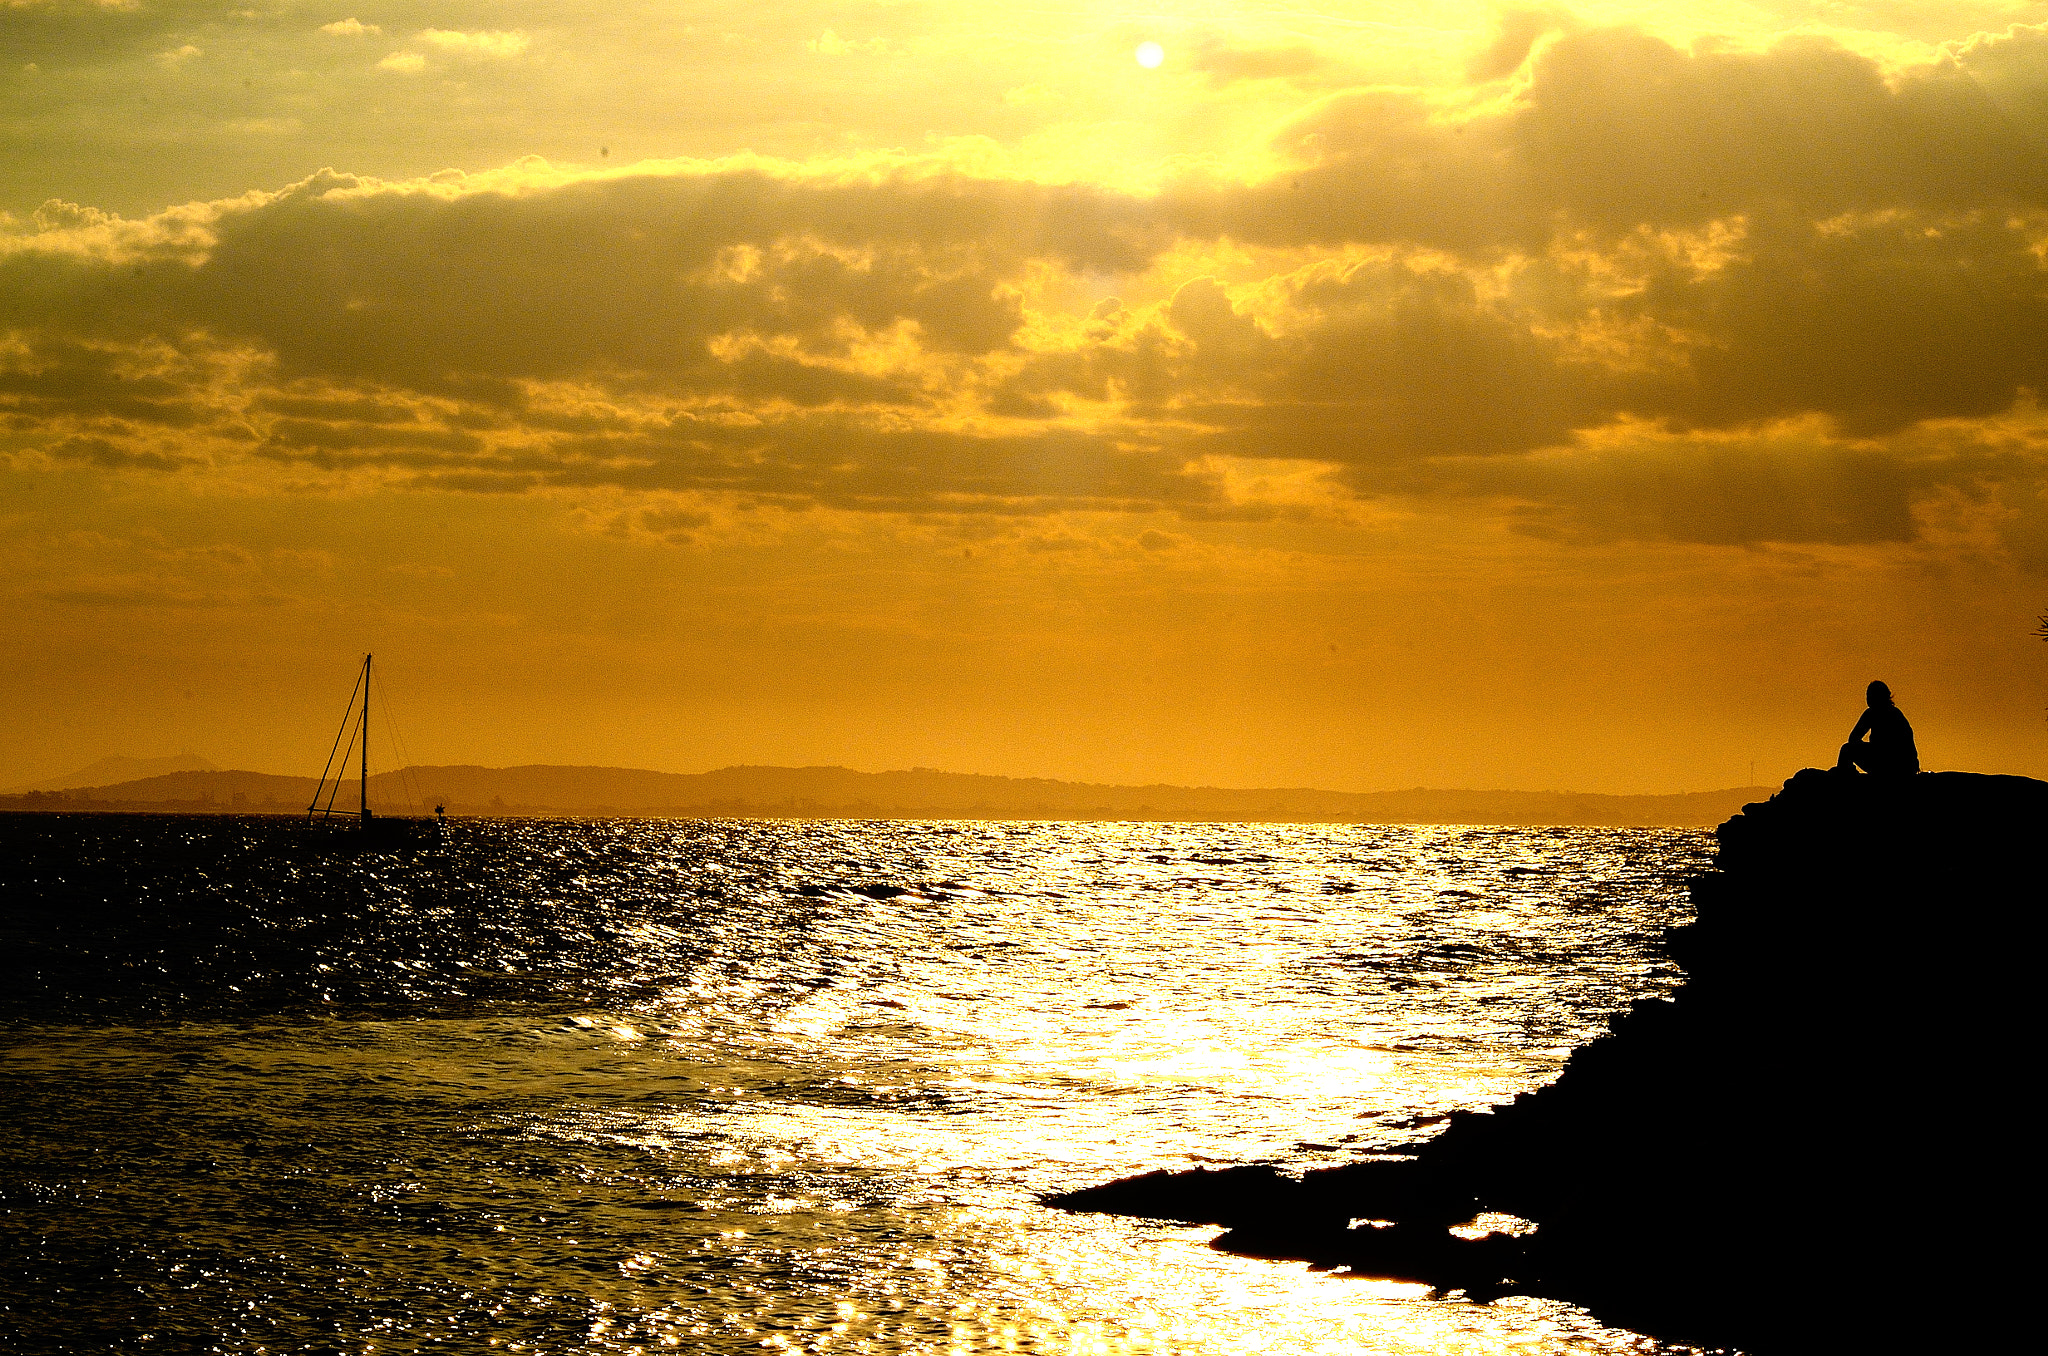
[5,818,1708,1353]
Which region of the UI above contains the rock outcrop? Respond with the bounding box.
[1047,770,2046,1353]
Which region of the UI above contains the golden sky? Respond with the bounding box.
[5,1,2048,793]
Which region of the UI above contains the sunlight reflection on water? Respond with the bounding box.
[1,816,1707,1353]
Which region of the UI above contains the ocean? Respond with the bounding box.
[1,813,1713,1355]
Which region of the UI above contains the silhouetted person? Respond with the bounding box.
[1835,680,1918,777]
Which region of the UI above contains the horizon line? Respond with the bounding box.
[4,757,1787,802]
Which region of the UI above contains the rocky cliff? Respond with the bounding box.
[1048,769,2046,1352]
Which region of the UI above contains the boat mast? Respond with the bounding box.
[360,653,371,824]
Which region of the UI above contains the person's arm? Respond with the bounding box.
[1848,709,1874,742]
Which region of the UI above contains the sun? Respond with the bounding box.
[1135,41,1164,69]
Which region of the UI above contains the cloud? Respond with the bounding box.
[1187,36,1328,88]
[807,30,891,57]
[417,29,531,59]
[31,199,117,232]
[1235,23,2048,252]
[2,26,2045,550]
[1425,420,1924,547]
[0,158,1190,514]
[372,29,530,73]
[47,434,186,472]
[1469,7,1571,82]
[318,18,379,37]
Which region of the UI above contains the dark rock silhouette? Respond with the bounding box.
[1046,768,2046,1352]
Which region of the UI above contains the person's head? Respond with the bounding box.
[1867,680,1892,706]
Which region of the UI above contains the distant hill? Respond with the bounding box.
[0,762,1772,827]
[5,751,217,794]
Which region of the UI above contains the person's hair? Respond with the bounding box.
[1867,680,1892,704]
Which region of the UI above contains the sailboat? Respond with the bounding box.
[307,653,434,845]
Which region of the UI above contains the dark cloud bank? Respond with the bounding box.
[4,24,2047,549]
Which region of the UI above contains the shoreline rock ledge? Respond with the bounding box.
[1046,769,2045,1353]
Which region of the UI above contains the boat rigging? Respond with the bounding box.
[308,653,433,843]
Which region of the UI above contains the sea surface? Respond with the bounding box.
[0,814,1715,1355]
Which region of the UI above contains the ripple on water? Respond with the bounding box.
[0,814,1711,1353]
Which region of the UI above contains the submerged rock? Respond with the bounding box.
[1045,769,2047,1353]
